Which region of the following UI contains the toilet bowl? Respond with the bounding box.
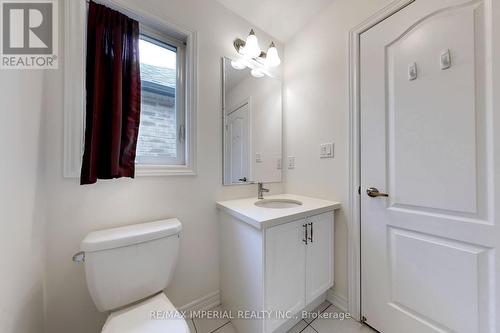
[101,293,189,333]
[76,219,189,333]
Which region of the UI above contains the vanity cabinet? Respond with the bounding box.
[265,212,334,332]
[305,212,334,303]
[265,219,306,332]
[217,195,340,333]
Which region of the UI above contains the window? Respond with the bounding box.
[136,29,186,166]
[63,2,197,178]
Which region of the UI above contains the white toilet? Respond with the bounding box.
[77,219,189,333]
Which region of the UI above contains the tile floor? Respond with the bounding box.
[187,302,377,333]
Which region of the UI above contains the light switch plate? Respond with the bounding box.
[320,143,334,158]
[287,156,296,169]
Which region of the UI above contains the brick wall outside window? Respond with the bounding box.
[137,89,177,158]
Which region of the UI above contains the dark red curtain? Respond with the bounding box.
[81,1,141,185]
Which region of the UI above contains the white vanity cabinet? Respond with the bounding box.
[217,195,340,333]
[305,212,334,303]
[265,211,334,332]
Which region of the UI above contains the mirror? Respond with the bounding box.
[222,57,283,185]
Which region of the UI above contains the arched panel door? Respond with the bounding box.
[361,0,499,332]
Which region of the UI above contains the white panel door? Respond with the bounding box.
[360,0,499,332]
[265,219,307,333]
[305,211,334,304]
[226,102,251,184]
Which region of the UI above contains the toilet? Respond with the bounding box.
[77,219,189,333]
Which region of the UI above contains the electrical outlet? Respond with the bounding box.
[287,156,296,169]
[256,153,262,163]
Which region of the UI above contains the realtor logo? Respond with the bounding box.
[1,0,58,69]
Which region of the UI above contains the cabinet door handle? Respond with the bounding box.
[308,222,313,243]
[303,224,308,245]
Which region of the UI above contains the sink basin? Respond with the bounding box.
[255,199,303,209]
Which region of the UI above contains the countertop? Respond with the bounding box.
[216,194,341,229]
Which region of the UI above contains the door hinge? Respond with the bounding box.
[358,186,361,195]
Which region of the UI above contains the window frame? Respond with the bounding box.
[63,0,197,178]
[136,25,186,167]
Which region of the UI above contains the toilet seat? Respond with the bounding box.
[101,293,190,333]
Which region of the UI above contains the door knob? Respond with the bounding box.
[366,187,389,198]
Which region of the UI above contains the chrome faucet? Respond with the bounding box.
[257,182,270,199]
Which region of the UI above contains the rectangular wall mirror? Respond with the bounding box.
[222,57,283,185]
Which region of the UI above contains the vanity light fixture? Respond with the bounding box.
[250,68,265,78]
[243,29,261,58]
[231,59,246,70]
[233,29,282,77]
[265,42,281,68]
[234,29,260,58]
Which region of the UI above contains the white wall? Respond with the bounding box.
[43,1,283,333]
[284,0,393,300]
[0,1,408,331]
[0,71,47,333]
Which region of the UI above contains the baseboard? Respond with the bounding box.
[327,288,348,313]
[179,290,221,313]
[179,289,345,316]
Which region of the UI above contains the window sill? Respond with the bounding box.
[135,164,197,177]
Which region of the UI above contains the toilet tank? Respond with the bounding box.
[80,219,182,312]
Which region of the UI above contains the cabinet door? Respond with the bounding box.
[265,219,306,333]
[305,211,334,303]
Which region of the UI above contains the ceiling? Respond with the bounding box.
[216,0,335,42]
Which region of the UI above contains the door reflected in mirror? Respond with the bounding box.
[222,57,283,185]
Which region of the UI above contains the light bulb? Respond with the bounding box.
[251,68,265,78]
[231,60,246,70]
[265,42,281,67]
[244,29,261,59]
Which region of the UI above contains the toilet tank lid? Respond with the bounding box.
[81,219,182,252]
